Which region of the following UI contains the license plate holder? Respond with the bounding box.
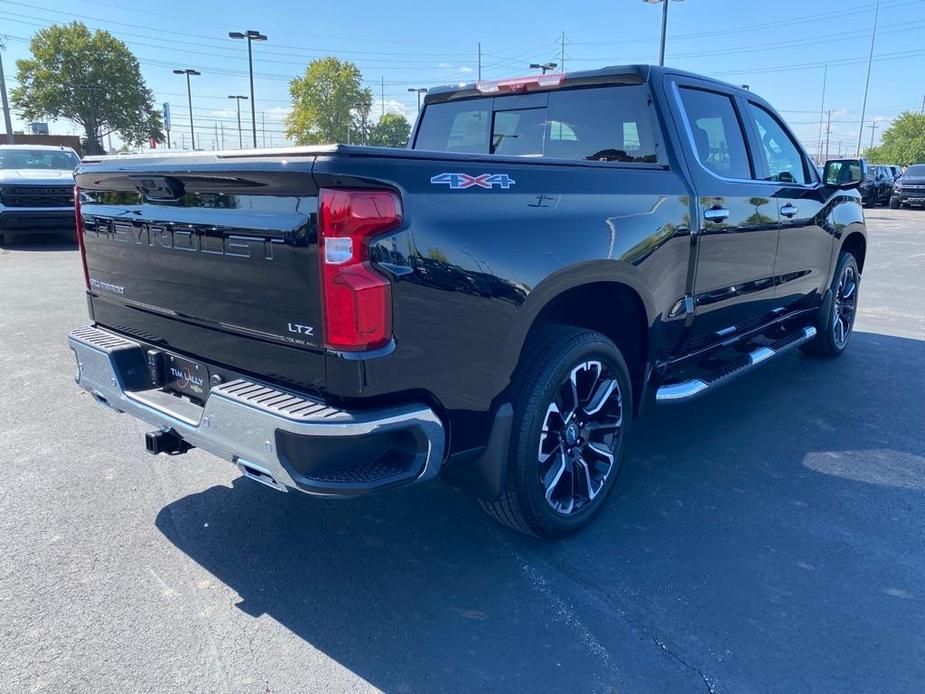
[165,353,210,400]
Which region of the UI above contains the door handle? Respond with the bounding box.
[780,203,799,218]
[703,207,729,223]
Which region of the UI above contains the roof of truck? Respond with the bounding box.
[423,64,749,104]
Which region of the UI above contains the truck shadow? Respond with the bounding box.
[155,330,925,692]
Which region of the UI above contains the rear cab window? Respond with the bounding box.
[413,85,664,164]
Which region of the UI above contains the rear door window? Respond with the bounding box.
[414,85,662,164]
[678,87,752,180]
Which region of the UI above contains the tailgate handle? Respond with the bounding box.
[132,175,185,201]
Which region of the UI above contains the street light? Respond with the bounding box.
[227,95,248,149]
[172,68,200,150]
[228,29,267,148]
[407,87,427,111]
[529,62,558,74]
[643,0,685,67]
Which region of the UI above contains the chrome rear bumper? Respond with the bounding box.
[68,325,446,496]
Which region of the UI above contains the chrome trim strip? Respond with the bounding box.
[655,379,709,402]
[748,347,775,364]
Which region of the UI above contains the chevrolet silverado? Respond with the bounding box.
[69,65,867,537]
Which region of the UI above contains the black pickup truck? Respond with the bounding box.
[69,65,867,537]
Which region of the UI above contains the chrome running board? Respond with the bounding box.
[656,326,817,404]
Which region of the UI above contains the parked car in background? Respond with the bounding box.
[0,145,80,245]
[859,164,893,207]
[886,164,904,180]
[890,163,925,208]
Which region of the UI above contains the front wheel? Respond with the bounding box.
[889,197,901,209]
[803,252,859,357]
[479,326,632,537]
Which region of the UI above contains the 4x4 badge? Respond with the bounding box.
[430,172,516,189]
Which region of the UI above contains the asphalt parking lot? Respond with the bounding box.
[2,208,924,693]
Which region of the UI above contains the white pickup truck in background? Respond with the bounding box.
[0,144,80,245]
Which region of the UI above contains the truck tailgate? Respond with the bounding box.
[75,158,325,387]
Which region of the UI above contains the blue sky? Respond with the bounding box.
[2,0,923,156]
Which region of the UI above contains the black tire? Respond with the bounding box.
[479,326,632,537]
[889,196,901,209]
[802,252,859,357]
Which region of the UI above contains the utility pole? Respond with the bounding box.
[477,42,481,81]
[220,121,224,150]
[856,0,880,157]
[869,121,879,149]
[261,111,266,148]
[560,31,566,73]
[381,76,385,118]
[824,109,833,163]
[0,39,14,144]
[180,133,186,149]
[816,64,828,164]
[214,121,219,151]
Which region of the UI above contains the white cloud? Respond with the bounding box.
[458,66,474,74]
[438,62,453,69]
[371,99,413,123]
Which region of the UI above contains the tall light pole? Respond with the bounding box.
[228,95,248,149]
[530,62,557,74]
[856,0,880,157]
[644,0,685,66]
[173,68,200,149]
[408,87,427,112]
[229,30,267,148]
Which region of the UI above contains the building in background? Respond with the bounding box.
[0,133,82,154]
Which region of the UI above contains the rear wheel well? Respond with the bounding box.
[841,232,867,272]
[521,283,648,415]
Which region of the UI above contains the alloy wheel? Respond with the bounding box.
[538,361,624,515]
[833,264,858,348]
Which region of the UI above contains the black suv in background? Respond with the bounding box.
[891,163,925,208]
[860,164,894,206]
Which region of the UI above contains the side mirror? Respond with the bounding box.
[823,159,864,189]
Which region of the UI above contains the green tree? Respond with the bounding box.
[369,113,411,148]
[863,112,925,165]
[12,22,163,153]
[286,57,373,145]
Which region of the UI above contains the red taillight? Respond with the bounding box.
[476,73,564,94]
[318,188,401,351]
[74,186,90,289]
